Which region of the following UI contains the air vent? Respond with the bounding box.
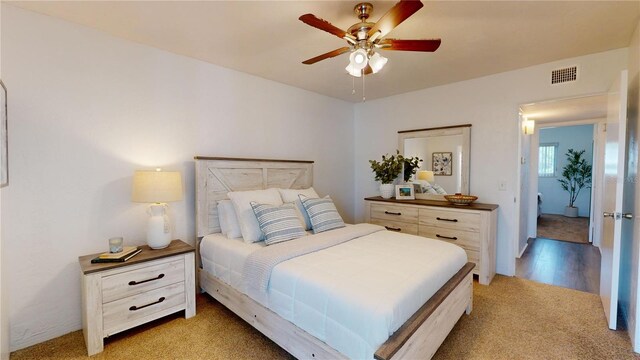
[551,66,578,85]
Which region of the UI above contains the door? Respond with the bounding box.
[600,70,628,329]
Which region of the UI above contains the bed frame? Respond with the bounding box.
[194,156,474,360]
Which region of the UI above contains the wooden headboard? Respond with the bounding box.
[194,156,314,238]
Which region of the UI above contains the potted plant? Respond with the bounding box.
[369,151,403,199]
[558,149,592,217]
[402,155,423,182]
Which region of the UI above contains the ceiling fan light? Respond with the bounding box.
[345,63,362,77]
[349,48,368,70]
[369,52,388,73]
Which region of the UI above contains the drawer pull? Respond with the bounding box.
[385,226,401,232]
[436,217,458,223]
[436,234,458,240]
[384,211,402,216]
[129,297,165,311]
[129,273,165,286]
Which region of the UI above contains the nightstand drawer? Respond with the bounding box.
[370,203,418,223]
[103,282,185,334]
[418,226,480,251]
[419,208,480,232]
[370,219,418,235]
[102,259,185,303]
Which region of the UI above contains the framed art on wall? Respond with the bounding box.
[0,80,7,187]
[432,152,452,176]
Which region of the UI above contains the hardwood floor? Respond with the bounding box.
[516,237,601,294]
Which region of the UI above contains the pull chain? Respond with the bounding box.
[362,69,366,102]
[352,75,356,95]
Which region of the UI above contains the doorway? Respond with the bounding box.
[515,95,607,294]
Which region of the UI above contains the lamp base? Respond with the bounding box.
[146,203,172,249]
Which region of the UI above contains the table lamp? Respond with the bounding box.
[132,169,183,249]
[417,170,435,183]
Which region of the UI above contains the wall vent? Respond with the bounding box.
[551,66,578,85]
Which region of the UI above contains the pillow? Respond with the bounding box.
[278,187,320,230]
[217,200,242,239]
[250,202,307,245]
[228,189,283,243]
[432,184,448,195]
[299,195,346,234]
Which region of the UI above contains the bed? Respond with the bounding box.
[194,156,475,360]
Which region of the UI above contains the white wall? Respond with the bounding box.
[0,2,7,359]
[354,48,628,276]
[1,5,355,350]
[538,124,594,217]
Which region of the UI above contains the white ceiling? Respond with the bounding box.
[9,1,640,102]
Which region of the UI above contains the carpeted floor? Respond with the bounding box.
[11,276,639,360]
[537,213,590,244]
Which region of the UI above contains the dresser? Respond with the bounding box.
[364,197,498,285]
[78,240,196,355]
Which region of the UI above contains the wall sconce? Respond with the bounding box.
[522,118,535,135]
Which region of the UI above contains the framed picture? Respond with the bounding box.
[0,80,7,187]
[432,152,452,176]
[395,184,415,200]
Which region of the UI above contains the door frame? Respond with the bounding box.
[514,94,607,265]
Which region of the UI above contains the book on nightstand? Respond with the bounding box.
[90,246,142,263]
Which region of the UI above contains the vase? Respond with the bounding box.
[564,206,578,218]
[380,184,395,199]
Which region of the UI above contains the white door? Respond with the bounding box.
[600,70,628,329]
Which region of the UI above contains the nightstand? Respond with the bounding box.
[78,239,196,356]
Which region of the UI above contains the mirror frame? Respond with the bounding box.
[398,124,471,200]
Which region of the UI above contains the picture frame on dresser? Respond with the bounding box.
[395,184,415,200]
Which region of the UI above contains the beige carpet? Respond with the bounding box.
[11,276,639,360]
[537,214,590,244]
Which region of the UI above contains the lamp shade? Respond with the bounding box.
[523,119,535,135]
[417,170,435,183]
[132,170,183,203]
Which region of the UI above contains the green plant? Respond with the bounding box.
[369,151,403,184]
[558,149,592,208]
[402,156,423,182]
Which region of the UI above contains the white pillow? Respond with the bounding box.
[228,188,283,243]
[432,184,448,195]
[217,200,242,239]
[278,187,320,230]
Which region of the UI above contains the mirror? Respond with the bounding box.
[398,125,471,199]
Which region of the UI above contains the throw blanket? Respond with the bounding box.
[242,223,384,300]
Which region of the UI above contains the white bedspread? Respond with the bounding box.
[201,229,467,360]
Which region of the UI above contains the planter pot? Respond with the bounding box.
[380,184,395,199]
[564,206,579,218]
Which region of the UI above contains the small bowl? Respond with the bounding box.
[444,193,478,206]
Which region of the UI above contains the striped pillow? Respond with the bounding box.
[299,195,346,234]
[250,202,307,245]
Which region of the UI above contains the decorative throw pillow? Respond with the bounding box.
[432,184,448,195]
[228,189,283,243]
[217,200,242,239]
[299,195,346,234]
[250,202,307,245]
[278,187,320,230]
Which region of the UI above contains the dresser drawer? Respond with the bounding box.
[370,203,419,223]
[370,219,419,235]
[465,249,480,264]
[419,208,480,232]
[102,259,185,303]
[103,282,185,334]
[418,226,480,251]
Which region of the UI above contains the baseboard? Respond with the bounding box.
[517,242,529,258]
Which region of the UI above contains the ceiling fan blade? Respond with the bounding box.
[299,14,349,40]
[302,47,351,65]
[378,39,441,52]
[368,0,424,39]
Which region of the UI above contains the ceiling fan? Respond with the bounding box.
[299,0,441,77]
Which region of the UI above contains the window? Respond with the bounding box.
[539,143,558,177]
